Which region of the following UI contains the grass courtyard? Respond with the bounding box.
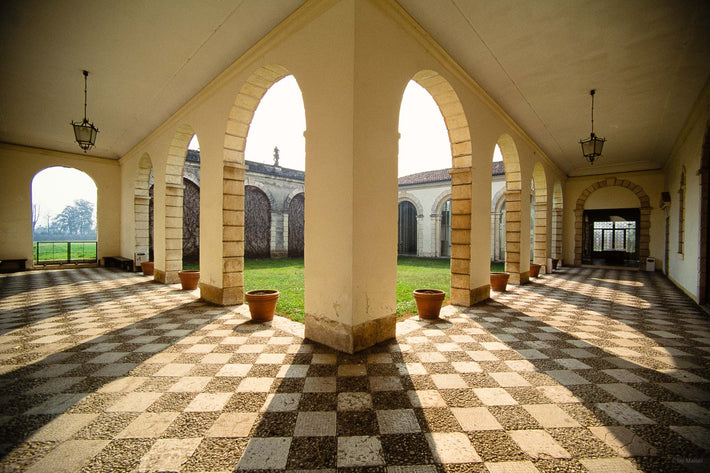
[242,257,503,323]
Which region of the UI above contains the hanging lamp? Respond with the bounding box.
[71,70,99,152]
[579,89,605,164]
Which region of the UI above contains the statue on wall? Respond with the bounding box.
[273,146,280,167]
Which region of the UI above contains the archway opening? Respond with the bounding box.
[552,181,563,261]
[491,145,505,271]
[135,154,153,266]
[31,166,97,266]
[182,135,201,270]
[497,134,523,284]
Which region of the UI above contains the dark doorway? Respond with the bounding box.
[288,193,305,257]
[398,201,417,255]
[582,208,640,267]
[440,199,451,257]
[245,186,271,258]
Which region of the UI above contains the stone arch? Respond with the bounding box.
[245,185,272,258]
[397,193,424,217]
[432,191,452,258]
[284,186,306,211]
[134,153,152,261]
[552,181,563,259]
[398,194,424,256]
[398,200,418,255]
[288,192,305,257]
[496,134,524,284]
[244,179,277,211]
[531,163,548,267]
[216,65,295,305]
[411,70,473,305]
[573,177,651,266]
[491,189,506,262]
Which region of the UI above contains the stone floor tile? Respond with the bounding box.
[338,392,373,411]
[303,376,337,393]
[588,426,657,457]
[376,409,420,434]
[474,388,518,406]
[430,373,468,389]
[207,412,258,437]
[596,402,656,425]
[25,439,109,473]
[138,437,202,472]
[169,376,213,392]
[294,411,337,436]
[484,460,541,473]
[670,426,710,450]
[579,457,642,472]
[508,429,571,459]
[262,393,301,412]
[116,412,179,438]
[662,401,710,424]
[522,404,581,428]
[237,377,274,393]
[544,370,591,385]
[407,390,447,408]
[425,432,481,463]
[451,406,503,431]
[25,393,86,415]
[27,413,98,441]
[490,372,531,387]
[107,392,162,412]
[337,436,385,467]
[598,383,651,402]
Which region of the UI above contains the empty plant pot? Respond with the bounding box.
[490,272,510,292]
[245,290,280,322]
[141,261,154,276]
[529,263,541,278]
[413,289,446,319]
[178,270,200,290]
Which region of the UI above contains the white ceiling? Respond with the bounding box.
[1,0,708,177]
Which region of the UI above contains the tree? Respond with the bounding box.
[52,199,94,236]
[32,204,40,233]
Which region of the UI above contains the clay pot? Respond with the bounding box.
[490,272,510,292]
[245,290,280,322]
[551,258,559,270]
[529,263,541,278]
[413,289,446,319]
[141,261,154,276]
[178,270,200,290]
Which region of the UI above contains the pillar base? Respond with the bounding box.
[154,269,180,284]
[509,271,530,285]
[199,282,243,306]
[469,284,490,305]
[305,313,396,354]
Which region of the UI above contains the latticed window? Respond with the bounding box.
[678,168,686,254]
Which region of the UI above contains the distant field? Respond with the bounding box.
[33,241,97,262]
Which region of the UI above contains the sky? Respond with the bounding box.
[34,76,501,221]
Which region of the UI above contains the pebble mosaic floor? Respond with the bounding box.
[0,266,708,473]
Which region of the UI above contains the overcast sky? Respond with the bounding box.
[34,75,500,222]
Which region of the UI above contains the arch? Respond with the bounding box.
[398,200,418,255]
[431,191,452,258]
[284,186,306,211]
[31,166,98,266]
[218,64,295,305]
[552,181,563,259]
[134,153,152,262]
[397,193,424,217]
[491,190,506,262]
[496,135,524,284]
[243,179,277,211]
[410,70,473,305]
[245,185,272,258]
[531,162,548,267]
[574,177,651,266]
[288,192,305,257]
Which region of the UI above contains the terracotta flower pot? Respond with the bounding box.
[529,263,541,278]
[245,290,280,322]
[178,270,200,290]
[490,272,510,292]
[141,261,154,276]
[413,289,446,319]
[551,258,559,270]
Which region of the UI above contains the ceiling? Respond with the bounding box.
[1,0,708,177]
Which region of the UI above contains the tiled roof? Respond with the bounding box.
[398,161,505,186]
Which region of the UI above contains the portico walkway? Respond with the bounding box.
[0,267,708,472]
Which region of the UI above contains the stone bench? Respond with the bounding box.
[0,258,27,273]
[103,256,134,272]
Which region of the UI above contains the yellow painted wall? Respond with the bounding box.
[0,143,121,264]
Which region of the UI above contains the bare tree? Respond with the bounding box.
[32,204,40,233]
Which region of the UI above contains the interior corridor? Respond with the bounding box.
[0,267,708,472]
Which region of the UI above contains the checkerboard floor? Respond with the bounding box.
[0,267,708,472]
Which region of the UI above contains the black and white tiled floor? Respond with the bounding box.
[0,267,708,472]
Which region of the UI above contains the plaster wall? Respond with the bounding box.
[0,143,121,264]
[662,85,710,301]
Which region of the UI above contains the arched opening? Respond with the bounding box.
[532,163,548,268]
[490,147,506,269]
[700,125,710,306]
[216,65,303,307]
[134,154,153,265]
[31,166,97,266]
[575,178,651,268]
[245,185,272,258]
[288,192,305,257]
[398,200,418,256]
[398,70,473,307]
[552,181,563,261]
[497,134,524,284]
[438,198,452,258]
[182,137,201,269]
